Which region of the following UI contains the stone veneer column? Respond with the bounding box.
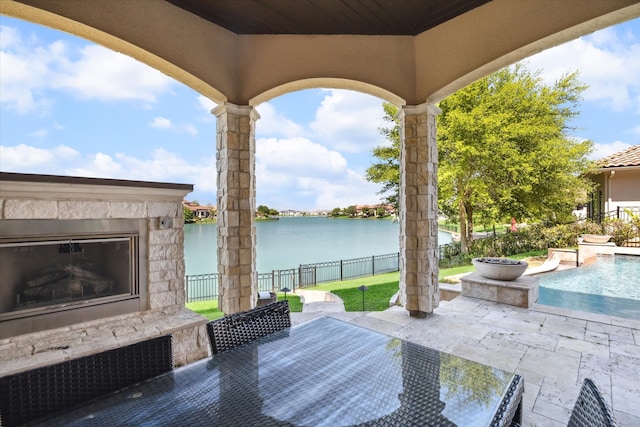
[213,103,259,314]
[398,103,440,317]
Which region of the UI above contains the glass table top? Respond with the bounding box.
[36,316,517,426]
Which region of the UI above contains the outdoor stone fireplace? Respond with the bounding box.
[0,218,147,338]
[0,172,210,378]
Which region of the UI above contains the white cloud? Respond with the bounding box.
[0,144,80,170]
[53,45,175,102]
[0,25,21,49]
[257,137,347,178]
[66,149,215,196]
[150,117,174,129]
[255,136,381,209]
[69,152,124,177]
[590,141,632,160]
[149,116,198,135]
[197,95,217,113]
[256,102,305,138]
[0,25,175,114]
[300,173,383,210]
[0,143,214,198]
[0,28,54,113]
[526,24,640,112]
[309,90,387,153]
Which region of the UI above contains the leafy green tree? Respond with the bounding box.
[183,205,195,224]
[376,206,386,217]
[269,208,279,216]
[365,102,400,210]
[345,205,357,217]
[438,64,593,252]
[367,64,594,253]
[330,207,342,217]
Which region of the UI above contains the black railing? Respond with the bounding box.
[438,224,458,233]
[184,234,474,303]
[591,206,640,224]
[590,207,640,247]
[185,252,401,303]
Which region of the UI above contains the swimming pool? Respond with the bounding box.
[537,255,640,320]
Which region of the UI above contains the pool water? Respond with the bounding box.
[537,255,640,320]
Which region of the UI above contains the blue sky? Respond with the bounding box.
[1,16,639,211]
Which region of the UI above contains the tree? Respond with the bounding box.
[257,205,271,217]
[365,102,401,210]
[438,64,593,252]
[330,207,342,217]
[183,205,195,224]
[367,64,594,253]
[345,205,357,217]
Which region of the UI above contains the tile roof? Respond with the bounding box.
[598,144,640,168]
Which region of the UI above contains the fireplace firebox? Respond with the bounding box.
[0,219,148,339]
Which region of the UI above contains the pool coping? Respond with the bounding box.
[530,301,640,329]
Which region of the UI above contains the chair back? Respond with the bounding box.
[206,300,291,355]
[567,378,617,427]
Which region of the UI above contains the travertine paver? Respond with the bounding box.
[291,296,640,427]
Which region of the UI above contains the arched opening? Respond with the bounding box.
[3,15,639,315]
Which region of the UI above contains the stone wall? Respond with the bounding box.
[214,103,259,314]
[398,104,440,317]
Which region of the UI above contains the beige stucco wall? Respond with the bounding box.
[602,168,640,214]
[608,169,640,203]
[3,0,639,105]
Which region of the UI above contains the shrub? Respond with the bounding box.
[603,218,635,246]
[438,220,606,265]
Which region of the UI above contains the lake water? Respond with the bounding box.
[184,216,454,275]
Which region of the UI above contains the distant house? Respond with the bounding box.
[182,200,216,219]
[587,145,640,221]
[354,204,395,218]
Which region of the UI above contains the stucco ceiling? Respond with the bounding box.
[165,0,492,35]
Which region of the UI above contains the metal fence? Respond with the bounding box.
[185,252,400,303]
[589,207,640,247]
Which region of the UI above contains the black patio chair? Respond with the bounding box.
[567,378,617,427]
[510,378,616,427]
[206,300,291,355]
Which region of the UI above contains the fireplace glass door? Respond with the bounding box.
[0,236,137,318]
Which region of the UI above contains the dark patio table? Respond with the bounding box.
[32,316,523,426]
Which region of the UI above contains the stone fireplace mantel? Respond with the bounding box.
[0,172,209,375]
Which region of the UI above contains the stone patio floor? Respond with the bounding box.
[291,296,640,427]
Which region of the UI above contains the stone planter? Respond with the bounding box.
[581,234,611,243]
[472,257,528,281]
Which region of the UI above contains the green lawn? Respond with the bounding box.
[186,293,303,320]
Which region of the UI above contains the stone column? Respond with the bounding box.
[398,103,440,317]
[213,103,259,314]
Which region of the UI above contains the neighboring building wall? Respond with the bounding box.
[606,169,640,212]
[591,169,640,218]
